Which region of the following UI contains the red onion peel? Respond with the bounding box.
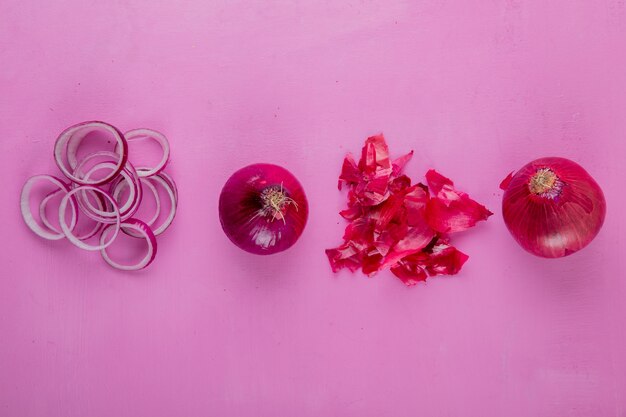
[326,134,492,286]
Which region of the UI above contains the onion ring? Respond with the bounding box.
[39,189,76,234]
[114,177,161,227]
[21,175,77,241]
[23,121,176,271]
[72,151,142,222]
[100,219,157,270]
[59,186,121,251]
[122,128,170,178]
[55,121,128,185]
[145,173,177,236]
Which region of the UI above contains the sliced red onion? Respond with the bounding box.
[72,151,142,222]
[72,192,107,241]
[72,150,122,183]
[141,179,161,226]
[39,189,76,234]
[138,168,178,203]
[109,164,142,219]
[100,219,157,270]
[55,121,128,185]
[23,121,176,271]
[159,171,178,203]
[114,178,162,239]
[81,161,142,221]
[21,175,77,240]
[115,178,161,226]
[39,189,103,241]
[59,186,121,251]
[122,128,170,177]
[145,173,177,236]
[66,127,92,170]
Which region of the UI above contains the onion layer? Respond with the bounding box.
[122,128,170,177]
[326,134,491,286]
[21,175,77,241]
[20,121,178,270]
[500,157,606,258]
[219,163,308,255]
[59,186,121,251]
[100,219,157,270]
[54,121,128,185]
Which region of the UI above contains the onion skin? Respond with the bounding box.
[501,157,606,258]
[219,163,308,255]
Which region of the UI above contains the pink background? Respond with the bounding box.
[1,0,626,416]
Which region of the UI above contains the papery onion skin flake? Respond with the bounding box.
[326,134,491,286]
[501,157,606,258]
[219,163,308,255]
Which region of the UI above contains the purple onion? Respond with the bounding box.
[219,163,308,255]
[501,157,606,258]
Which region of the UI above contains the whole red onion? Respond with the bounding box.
[501,157,606,258]
[219,163,308,255]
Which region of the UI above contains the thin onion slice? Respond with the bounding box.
[39,189,104,240]
[145,174,177,236]
[100,219,157,270]
[21,175,77,240]
[55,121,128,185]
[115,177,161,227]
[72,150,123,182]
[39,189,76,234]
[80,162,142,221]
[23,121,176,271]
[72,151,142,222]
[122,128,170,178]
[156,170,178,203]
[108,163,142,220]
[140,179,161,226]
[114,178,160,239]
[138,168,178,203]
[59,186,121,251]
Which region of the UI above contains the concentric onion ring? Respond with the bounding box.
[39,188,104,240]
[100,219,157,270]
[145,173,177,236]
[154,170,178,203]
[59,186,121,251]
[114,177,161,227]
[22,121,177,270]
[21,175,77,241]
[80,163,142,222]
[71,151,142,222]
[39,189,73,235]
[55,121,128,185]
[122,128,170,177]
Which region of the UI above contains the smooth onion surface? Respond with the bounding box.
[219,163,308,255]
[501,157,606,258]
